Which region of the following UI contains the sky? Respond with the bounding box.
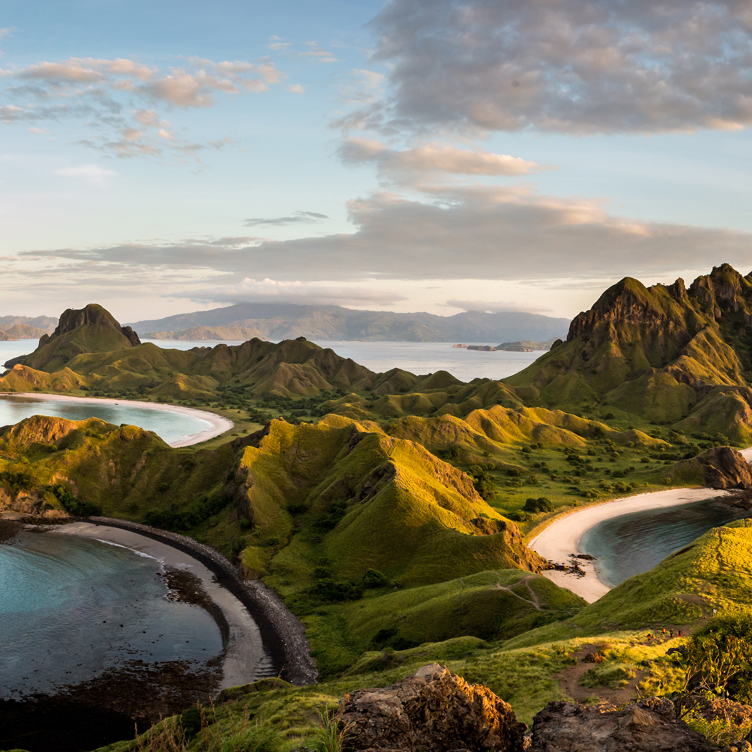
[2,0,752,323]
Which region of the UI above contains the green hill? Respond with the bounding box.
[0,413,582,679]
[5,303,141,372]
[507,265,752,443]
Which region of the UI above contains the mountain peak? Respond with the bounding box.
[5,303,141,371]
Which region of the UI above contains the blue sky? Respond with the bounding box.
[2,0,752,321]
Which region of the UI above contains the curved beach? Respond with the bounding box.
[50,521,272,690]
[0,392,233,447]
[529,488,732,603]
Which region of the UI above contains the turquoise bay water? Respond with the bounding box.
[0,531,223,699]
[579,498,747,588]
[0,395,214,446]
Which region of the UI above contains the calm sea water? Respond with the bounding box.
[0,395,214,446]
[0,531,223,699]
[580,499,747,588]
[144,339,543,381]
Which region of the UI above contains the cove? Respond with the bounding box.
[0,393,231,446]
[579,496,748,588]
[0,530,224,700]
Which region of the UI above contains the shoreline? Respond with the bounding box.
[528,487,733,603]
[82,517,317,686]
[49,521,273,691]
[0,392,233,447]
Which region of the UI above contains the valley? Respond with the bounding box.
[5,265,752,751]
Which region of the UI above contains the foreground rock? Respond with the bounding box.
[697,446,752,490]
[528,698,714,751]
[339,664,526,751]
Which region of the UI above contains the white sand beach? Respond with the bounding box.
[528,487,732,603]
[51,522,269,690]
[0,393,233,447]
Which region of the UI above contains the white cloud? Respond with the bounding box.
[185,277,406,307]
[445,298,553,315]
[358,0,752,135]
[20,184,752,283]
[287,84,305,94]
[0,56,285,159]
[339,138,544,183]
[53,164,118,183]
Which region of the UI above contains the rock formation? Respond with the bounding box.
[4,303,141,371]
[696,446,752,489]
[338,664,526,751]
[527,698,714,751]
[508,264,752,443]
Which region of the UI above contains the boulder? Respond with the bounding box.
[697,447,752,490]
[528,699,714,751]
[339,664,526,751]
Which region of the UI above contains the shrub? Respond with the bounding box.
[362,568,389,588]
[523,497,553,514]
[681,614,752,704]
[52,485,102,517]
[309,579,363,602]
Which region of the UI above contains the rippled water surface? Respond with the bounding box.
[579,498,747,588]
[0,532,223,699]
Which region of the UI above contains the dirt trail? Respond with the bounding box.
[494,574,542,611]
[555,632,691,706]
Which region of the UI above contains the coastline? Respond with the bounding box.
[78,517,317,686]
[528,487,732,603]
[50,522,272,691]
[0,392,233,447]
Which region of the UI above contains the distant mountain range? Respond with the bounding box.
[129,303,570,343]
[0,315,58,342]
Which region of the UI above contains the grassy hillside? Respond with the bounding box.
[506,266,752,444]
[0,414,588,681]
[92,519,752,752]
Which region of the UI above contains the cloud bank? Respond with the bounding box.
[357,0,752,135]
[19,185,752,284]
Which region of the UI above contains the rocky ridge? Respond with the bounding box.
[334,665,744,752]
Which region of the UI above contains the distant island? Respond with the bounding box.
[453,339,557,352]
[130,301,569,343]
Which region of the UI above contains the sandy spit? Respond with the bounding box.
[0,392,233,447]
[528,487,732,603]
[50,522,272,691]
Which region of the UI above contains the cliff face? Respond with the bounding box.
[4,303,141,371]
[508,264,752,441]
[53,304,141,347]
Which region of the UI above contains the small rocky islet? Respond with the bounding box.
[6,264,752,750]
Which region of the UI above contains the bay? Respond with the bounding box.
[579,498,747,588]
[0,531,223,699]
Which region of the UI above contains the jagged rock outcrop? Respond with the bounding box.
[508,264,752,441]
[52,305,141,347]
[338,664,526,751]
[696,446,752,489]
[691,695,752,731]
[528,698,714,751]
[4,303,141,371]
